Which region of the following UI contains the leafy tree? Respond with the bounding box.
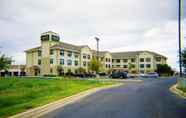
[88,57,102,73]
[181,48,186,72]
[128,63,135,73]
[76,67,86,74]
[57,66,64,76]
[0,54,12,71]
[156,64,173,76]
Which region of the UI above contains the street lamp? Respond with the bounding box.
[95,37,100,61]
[178,0,182,77]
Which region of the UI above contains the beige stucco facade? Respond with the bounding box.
[25,31,167,76]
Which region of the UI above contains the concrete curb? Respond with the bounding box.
[169,84,186,99]
[9,83,123,118]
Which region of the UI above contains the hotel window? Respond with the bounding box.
[38,50,42,57]
[140,58,144,62]
[60,59,64,65]
[116,59,120,63]
[67,59,72,66]
[123,59,128,63]
[123,65,128,68]
[112,59,114,62]
[146,58,151,62]
[131,58,135,63]
[83,61,86,66]
[50,58,54,64]
[116,65,120,67]
[68,51,72,57]
[83,54,86,59]
[60,49,64,56]
[38,59,41,65]
[75,54,79,58]
[75,60,78,66]
[41,35,49,41]
[108,64,111,68]
[108,58,111,62]
[140,64,144,68]
[51,35,60,41]
[105,64,108,68]
[146,64,151,68]
[87,55,91,59]
[50,49,54,55]
[156,57,161,62]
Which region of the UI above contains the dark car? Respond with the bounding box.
[109,71,128,79]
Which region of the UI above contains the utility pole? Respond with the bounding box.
[95,37,100,61]
[178,0,182,77]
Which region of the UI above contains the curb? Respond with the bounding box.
[169,84,186,99]
[9,83,123,118]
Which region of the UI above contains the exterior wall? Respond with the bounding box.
[112,52,167,74]
[101,53,112,72]
[80,47,92,71]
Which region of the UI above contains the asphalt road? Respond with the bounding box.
[43,78,186,118]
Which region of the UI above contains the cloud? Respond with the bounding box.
[0,0,185,70]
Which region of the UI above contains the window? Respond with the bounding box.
[108,64,111,68]
[75,60,78,66]
[140,64,144,68]
[60,49,64,56]
[146,58,151,62]
[38,59,41,65]
[50,49,54,55]
[60,59,64,65]
[131,58,135,63]
[51,35,60,41]
[123,59,128,63]
[75,54,79,58]
[38,50,41,56]
[83,54,86,59]
[68,51,72,57]
[123,65,128,68]
[87,55,91,59]
[83,61,86,66]
[140,58,144,62]
[83,61,87,66]
[116,65,120,67]
[108,58,111,62]
[156,57,161,62]
[106,64,108,68]
[116,59,120,63]
[146,64,151,68]
[112,59,114,62]
[50,58,54,64]
[67,59,72,65]
[41,35,49,41]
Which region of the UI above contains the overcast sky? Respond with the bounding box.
[0,0,186,70]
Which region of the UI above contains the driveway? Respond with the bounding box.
[42,77,186,118]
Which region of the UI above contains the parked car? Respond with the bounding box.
[109,71,128,79]
[146,72,159,78]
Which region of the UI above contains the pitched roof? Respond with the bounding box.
[50,42,81,52]
[91,50,110,57]
[25,46,41,52]
[111,51,167,59]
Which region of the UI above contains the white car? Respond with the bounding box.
[146,72,159,78]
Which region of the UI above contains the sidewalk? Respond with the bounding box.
[170,84,186,99]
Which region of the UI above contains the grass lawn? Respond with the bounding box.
[176,78,186,93]
[0,77,115,118]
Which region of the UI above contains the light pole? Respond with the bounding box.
[95,37,100,61]
[178,0,182,77]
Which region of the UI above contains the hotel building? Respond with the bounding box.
[25,31,167,76]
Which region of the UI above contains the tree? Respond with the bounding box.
[128,63,135,73]
[156,64,173,76]
[57,66,64,76]
[0,54,12,71]
[88,57,102,73]
[181,48,186,73]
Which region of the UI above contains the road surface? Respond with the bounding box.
[43,78,186,118]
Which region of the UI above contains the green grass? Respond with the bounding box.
[177,79,186,93]
[0,77,114,118]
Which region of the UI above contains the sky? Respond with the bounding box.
[0,0,186,70]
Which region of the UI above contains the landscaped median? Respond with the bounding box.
[0,77,119,118]
[170,78,186,99]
